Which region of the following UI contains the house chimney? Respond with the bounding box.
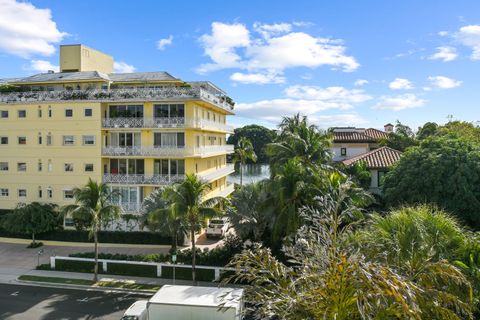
[47,70,55,74]
[384,123,394,133]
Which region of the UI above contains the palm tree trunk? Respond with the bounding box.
[191,228,196,285]
[240,162,243,186]
[93,231,99,282]
[32,232,35,245]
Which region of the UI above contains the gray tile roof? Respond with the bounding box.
[109,71,179,82]
[13,71,110,83]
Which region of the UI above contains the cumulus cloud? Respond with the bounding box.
[157,35,173,50]
[354,79,368,86]
[373,94,425,111]
[428,76,462,89]
[285,85,372,105]
[455,25,480,60]
[230,72,285,84]
[308,113,368,128]
[197,21,359,78]
[389,78,414,90]
[29,59,59,73]
[429,46,458,62]
[0,0,67,58]
[113,61,136,73]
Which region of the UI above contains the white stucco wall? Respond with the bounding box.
[332,145,369,161]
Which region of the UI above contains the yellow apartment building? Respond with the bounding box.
[0,44,235,228]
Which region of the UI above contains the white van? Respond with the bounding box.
[121,300,148,320]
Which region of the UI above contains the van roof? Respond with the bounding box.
[124,300,148,316]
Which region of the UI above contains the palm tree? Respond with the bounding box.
[163,174,223,284]
[142,188,187,254]
[232,137,257,186]
[62,179,120,282]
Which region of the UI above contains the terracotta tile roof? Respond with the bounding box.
[342,146,402,169]
[333,128,389,143]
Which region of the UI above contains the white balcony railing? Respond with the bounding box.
[198,164,235,182]
[102,145,234,157]
[102,117,233,132]
[115,202,143,213]
[0,87,234,112]
[103,174,184,185]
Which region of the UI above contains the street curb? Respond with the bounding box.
[0,237,174,249]
[15,278,156,295]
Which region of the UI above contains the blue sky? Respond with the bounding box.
[1,0,480,130]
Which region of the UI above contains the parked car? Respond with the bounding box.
[121,300,148,320]
[206,218,230,238]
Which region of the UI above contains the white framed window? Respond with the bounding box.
[17,162,26,172]
[63,189,74,200]
[84,163,94,172]
[47,187,53,199]
[48,106,52,118]
[84,108,92,117]
[62,135,75,145]
[0,162,8,171]
[48,160,53,172]
[65,109,73,117]
[38,133,42,145]
[38,107,42,118]
[82,135,95,145]
[0,188,8,197]
[0,136,7,145]
[38,160,42,172]
[18,110,26,118]
[18,136,26,145]
[64,163,74,172]
[341,148,347,156]
[46,133,52,146]
[18,189,27,197]
[0,110,8,118]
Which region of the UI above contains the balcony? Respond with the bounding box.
[103,174,184,185]
[0,87,234,112]
[198,164,235,182]
[102,145,234,157]
[102,117,234,132]
[116,202,143,213]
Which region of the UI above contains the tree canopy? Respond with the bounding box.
[227,124,276,163]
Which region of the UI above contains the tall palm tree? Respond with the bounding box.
[232,137,257,186]
[62,179,120,282]
[163,174,223,284]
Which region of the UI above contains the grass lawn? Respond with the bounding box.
[18,275,160,292]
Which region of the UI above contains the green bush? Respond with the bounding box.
[162,265,216,282]
[55,259,99,273]
[70,252,168,263]
[107,262,157,277]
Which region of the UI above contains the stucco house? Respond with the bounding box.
[331,124,401,194]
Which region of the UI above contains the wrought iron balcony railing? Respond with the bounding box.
[103,173,185,185]
[102,117,233,132]
[198,164,235,182]
[0,87,234,112]
[102,145,234,157]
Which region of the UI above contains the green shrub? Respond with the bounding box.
[162,265,216,282]
[55,259,99,273]
[107,262,157,277]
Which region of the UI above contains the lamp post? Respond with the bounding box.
[172,253,177,285]
[37,249,44,267]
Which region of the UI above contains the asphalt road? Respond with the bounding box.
[0,283,152,320]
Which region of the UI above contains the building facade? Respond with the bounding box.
[0,45,235,226]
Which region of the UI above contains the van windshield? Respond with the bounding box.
[210,219,224,225]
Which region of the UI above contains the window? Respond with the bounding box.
[38,133,42,145]
[18,110,26,118]
[153,104,185,118]
[38,187,42,198]
[109,105,143,118]
[48,106,52,118]
[0,162,8,171]
[46,133,52,145]
[84,163,94,172]
[63,189,74,200]
[0,110,8,118]
[18,136,26,145]
[48,160,52,172]
[62,135,75,145]
[47,187,53,199]
[65,109,73,117]
[82,135,95,145]
[38,160,42,172]
[0,188,8,197]
[38,107,42,118]
[17,162,26,172]
[18,189,27,197]
[84,108,92,117]
[64,163,74,172]
[0,137,7,145]
[340,148,347,156]
[153,132,185,147]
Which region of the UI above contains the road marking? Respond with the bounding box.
[76,297,88,302]
[10,291,20,296]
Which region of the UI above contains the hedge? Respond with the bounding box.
[162,265,216,282]
[107,262,157,278]
[0,229,178,245]
[55,259,100,273]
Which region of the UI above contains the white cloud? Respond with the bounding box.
[428,76,462,89]
[309,114,368,128]
[354,79,368,86]
[455,25,480,60]
[29,59,59,73]
[429,46,458,62]
[113,61,136,73]
[230,72,285,84]
[157,35,173,50]
[197,22,359,76]
[389,78,414,90]
[373,94,425,111]
[0,0,67,58]
[285,85,372,104]
[438,31,449,37]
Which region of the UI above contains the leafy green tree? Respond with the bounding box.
[62,179,120,282]
[232,137,257,186]
[383,137,480,229]
[437,120,480,145]
[227,125,276,163]
[353,205,472,319]
[3,202,59,246]
[163,174,223,284]
[416,121,439,140]
[142,188,187,253]
[341,160,371,190]
[380,120,417,151]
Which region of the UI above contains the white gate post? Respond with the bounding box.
[50,256,56,269]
